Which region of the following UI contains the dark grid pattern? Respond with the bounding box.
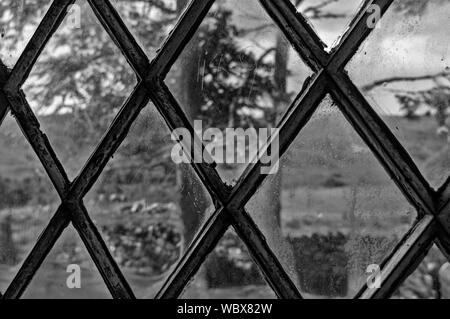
[0,0,449,299]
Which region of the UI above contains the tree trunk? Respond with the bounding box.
[251,32,299,284]
[219,31,299,285]
[174,4,298,288]
[0,214,17,266]
[175,0,210,249]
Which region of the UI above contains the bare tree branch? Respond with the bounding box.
[362,72,450,92]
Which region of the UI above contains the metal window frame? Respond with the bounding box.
[0,0,448,299]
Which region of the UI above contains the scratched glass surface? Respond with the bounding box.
[165,0,313,186]
[347,0,450,190]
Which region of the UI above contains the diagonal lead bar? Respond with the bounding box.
[4,91,69,197]
[357,215,436,299]
[4,0,75,92]
[1,89,136,298]
[150,79,303,298]
[2,83,148,298]
[68,201,135,299]
[433,196,450,258]
[3,206,70,299]
[228,71,328,211]
[3,39,141,297]
[148,0,216,79]
[0,61,11,125]
[157,204,303,299]
[148,39,325,299]
[87,0,149,78]
[157,208,231,299]
[70,82,151,199]
[153,0,423,300]
[328,74,435,215]
[267,0,435,214]
[1,0,162,299]
[268,0,435,212]
[235,0,435,216]
[327,0,394,71]
[258,0,329,71]
[148,80,230,201]
[1,87,143,299]
[229,207,303,299]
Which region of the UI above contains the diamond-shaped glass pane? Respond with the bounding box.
[111,0,187,61]
[245,96,417,298]
[289,0,362,50]
[180,229,277,299]
[23,226,111,299]
[21,0,137,180]
[0,0,53,68]
[84,104,215,299]
[346,0,450,189]
[0,116,59,293]
[393,245,448,299]
[165,0,313,186]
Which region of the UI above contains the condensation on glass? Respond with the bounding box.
[246,97,416,298]
[347,0,450,189]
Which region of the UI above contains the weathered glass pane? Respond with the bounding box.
[21,0,137,180]
[84,105,215,298]
[0,0,53,67]
[246,96,416,298]
[289,0,362,50]
[347,0,450,189]
[166,0,313,186]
